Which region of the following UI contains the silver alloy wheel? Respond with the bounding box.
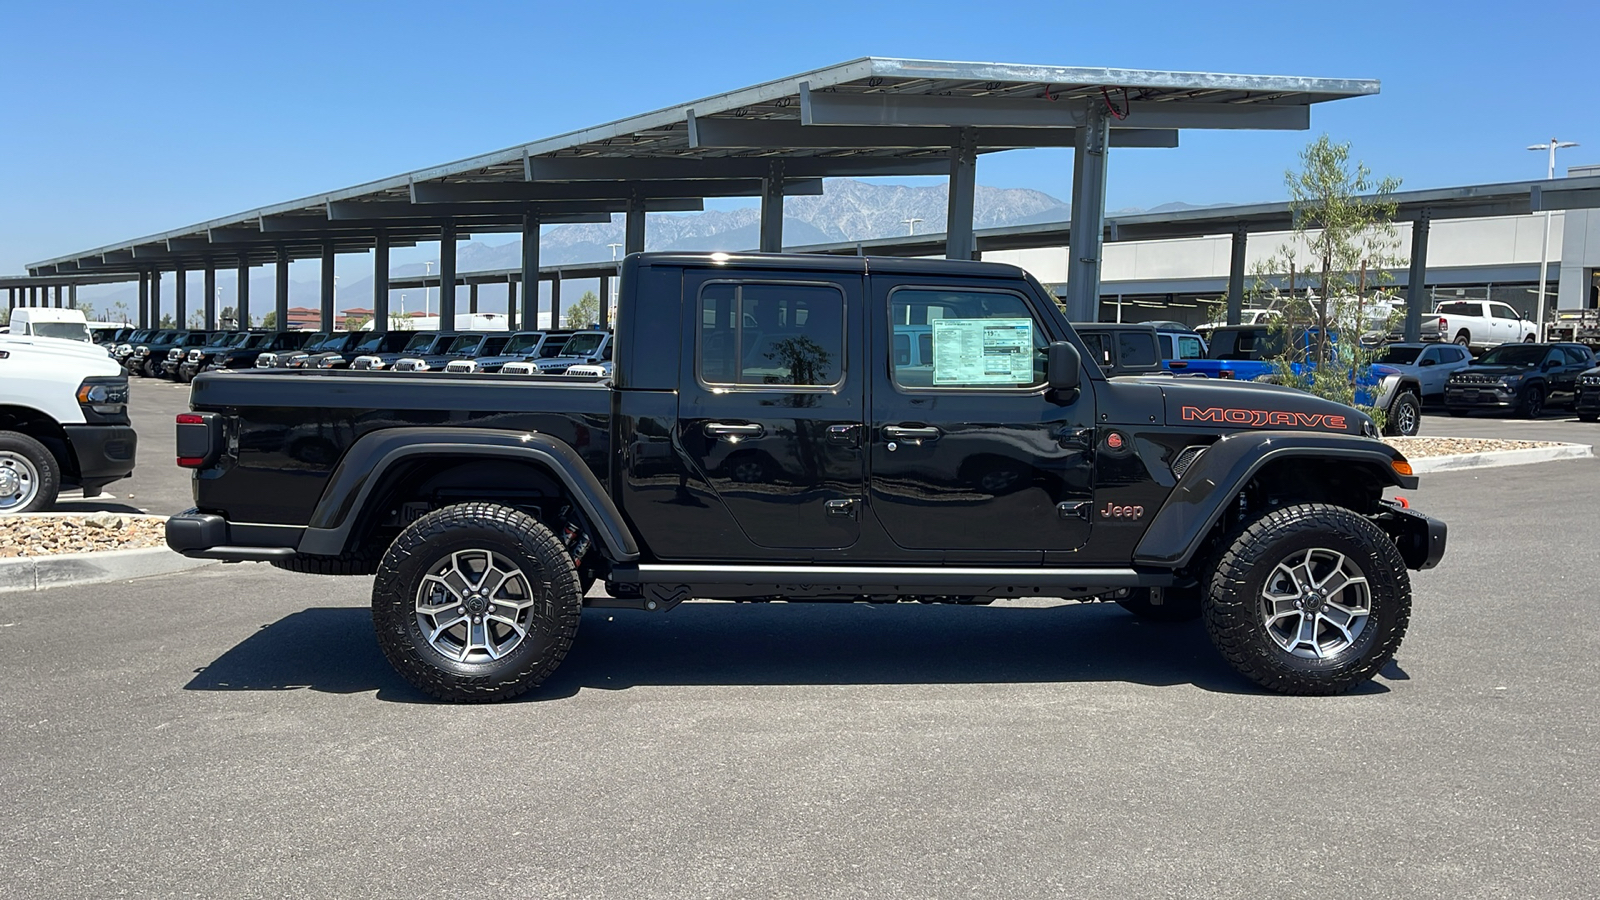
[1259,547,1371,659]
[1395,398,1418,435]
[414,548,540,663]
[0,450,40,512]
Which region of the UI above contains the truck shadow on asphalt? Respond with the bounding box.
[185,602,1398,700]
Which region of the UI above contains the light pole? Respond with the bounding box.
[903,217,922,236]
[1528,138,1579,334]
[423,261,433,318]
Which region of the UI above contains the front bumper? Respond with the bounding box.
[1443,384,1519,409]
[1575,387,1600,413]
[62,424,137,491]
[165,511,301,561]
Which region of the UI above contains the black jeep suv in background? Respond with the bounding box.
[1444,342,1596,418]
[169,252,1446,703]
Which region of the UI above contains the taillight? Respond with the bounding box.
[1438,316,1447,332]
[176,413,221,468]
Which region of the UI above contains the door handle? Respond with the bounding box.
[827,424,861,447]
[883,425,941,442]
[704,422,764,439]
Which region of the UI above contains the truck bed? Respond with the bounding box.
[188,369,613,525]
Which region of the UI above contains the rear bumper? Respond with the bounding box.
[61,424,136,490]
[165,511,301,561]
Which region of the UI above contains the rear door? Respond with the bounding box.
[867,278,1096,562]
[675,269,865,551]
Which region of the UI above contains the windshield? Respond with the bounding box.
[1376,346,1422,365]
[1476,345,1546,367]
[241,333,268,349]
[536,338,571,358]
[403,332,436,352]
[224,331,253,348]
[561,333,604,356]
[32,322,92,341]
[502,332,544,354]
[445,335,482,354]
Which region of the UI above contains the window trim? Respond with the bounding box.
[885,284,1054,394]
[694,277,849,393]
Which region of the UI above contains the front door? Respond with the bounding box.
[675,270,865,551]
[866,279,1096,562]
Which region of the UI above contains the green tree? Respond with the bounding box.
[342,313,372,331]
[159,313,175,329]
[1257,135,1403,426]
[564,290,600,328]
[111,301,130,325]
[77,301,97,320]
[188,311,204,328]
[260,311,277,330]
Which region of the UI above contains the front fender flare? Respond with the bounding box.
[296,427,639,563]
[1132,431,1415,569]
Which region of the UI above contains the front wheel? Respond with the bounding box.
[0,431,61,514]
[1386,391,1421,436]
[1203,503,1411,695]
[371,503,583,703]
[1519,385,1545,419]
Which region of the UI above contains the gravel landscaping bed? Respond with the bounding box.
[0,513,167,558]
[1383,436,1570,458]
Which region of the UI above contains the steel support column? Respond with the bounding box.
[598,275,610,330]
[1403,209,1432,343]
[320,241,335,331]
[174,264,187,326]
[151,271,163,326]
[550,274,562,329]
[945,127,978,260]
[507,279,519,331]
[1064,104,1111,322]
[1227,226,1248,326]
[275,247,289,331]
[138,273,149,328]
[5,288,12,310]
[54,285,64,308]
[237,257,251,328]
[624,195,645,255]
[520,213,540,329]
[468,283,478,314]
[203,263,216,329]
[437,223,457,327]
[760,161,785,252]
[373,229,390,333]
[69,284,77,310]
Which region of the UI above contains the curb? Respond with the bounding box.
[0,546,213,593]
[1410,442,1594,474]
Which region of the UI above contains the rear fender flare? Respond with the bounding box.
[1132,431,1415,569]
[296,427,639,562]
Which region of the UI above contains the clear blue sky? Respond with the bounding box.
[2,0,1596,276]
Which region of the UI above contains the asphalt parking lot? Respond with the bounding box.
[3,377,1598,898]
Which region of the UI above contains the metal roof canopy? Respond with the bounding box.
[28,57,1381,327]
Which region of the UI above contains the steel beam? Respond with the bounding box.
[138,272,149,327]
[760,161,785,252]
[203,262,216,329]
[237,258,250,329]
[468,283,479,315]
[327,198,701,221]
[438,223,457,327]
[1404,210,1432,342]
[69,284,77,310]
[1064,103,1112,322]
[151,270,163,326]
[550,273,561,330]
[521,213,540,328]
[598,275,610,330]
[174,264,187,326]
[1227,227,1247,326]
[1531,180,1600,211]
[410,178,824,204]
[275,247,290,331]
[373,230,389,334]
[624,195,645,255]
[526,156,951,181]
[799,86,1311,131]
[945,129,978,260]
[320,241,335,331]
[687,114,1178,150]
[507,278,519,331]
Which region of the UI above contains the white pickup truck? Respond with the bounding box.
[1405,300,1537,351]
[0,335,137,512]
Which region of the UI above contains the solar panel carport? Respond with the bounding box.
[27,57,1387,330]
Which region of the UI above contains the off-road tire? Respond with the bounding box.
[1519,385,1545,419]
[1385,391,1422,436]
[0,431,60,513]
[271,548,381,576]
[371,502,582,703]
[1116,587,1202,622]
[1203,503,1411,695]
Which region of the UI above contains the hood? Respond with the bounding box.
[1453,364,1535,379]
[0,334,118,362]
[1139,375,1372,436]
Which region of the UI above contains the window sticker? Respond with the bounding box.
[931,318,1034,385]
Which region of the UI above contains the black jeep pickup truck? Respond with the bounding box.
[168,252,1446,702]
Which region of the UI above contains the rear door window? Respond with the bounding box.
[698,281,846,388]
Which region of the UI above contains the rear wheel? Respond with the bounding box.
[1203,503,1410,695]
[1523,334,1536,343]
[1453,331,1471,347]
[371,502,582,703]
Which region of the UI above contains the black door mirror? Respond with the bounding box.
[1418,357,1436,367]
[1047,341,1082,391]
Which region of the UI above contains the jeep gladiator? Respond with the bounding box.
[167,252,1446,702]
